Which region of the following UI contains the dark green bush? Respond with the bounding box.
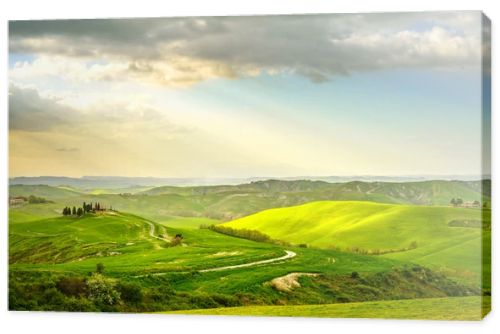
[118,282,143,304]
[56,276,87,297]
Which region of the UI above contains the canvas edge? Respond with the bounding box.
[480,11,492,320]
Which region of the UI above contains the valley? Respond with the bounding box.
[8,179,491,319]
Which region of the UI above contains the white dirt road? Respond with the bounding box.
[199,250,296,273]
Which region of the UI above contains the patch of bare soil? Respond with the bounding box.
[266,272,318,292]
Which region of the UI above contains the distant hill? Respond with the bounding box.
[9,184,83,199]
[9,176,184,188]
[9,179,490,221]
[9,175,488,188]
[142,179,490,206]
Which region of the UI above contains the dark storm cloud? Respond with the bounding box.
[8,84,76,131]
[9,12,482,84]
[8,84,187,134]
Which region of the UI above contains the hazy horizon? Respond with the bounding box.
[9,12,490,178]
[9,173,490,179]
[9,174,490,188]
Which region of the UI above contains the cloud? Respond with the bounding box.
[8,84,187,137]
[9,84,77,131]
[9,12,482,86]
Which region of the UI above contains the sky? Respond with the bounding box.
[8,12,490,178]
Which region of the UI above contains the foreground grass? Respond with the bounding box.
[165,296,487,320]
[9,208,483,315]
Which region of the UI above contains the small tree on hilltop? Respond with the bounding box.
[450,198,457,207]
[77,207,83,216]
[72,206,77,215]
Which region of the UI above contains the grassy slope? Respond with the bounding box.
[142,179,488,205]
[9,207,484,316]
[156,216,220,229]
[9,202,63,223]
[9,184,83,199]
[9,211,164,265]
[9,212,285,275]
[224,201,483,285]
[86,186,154,195]
[167,296,487,320]
[8,179,489,223]
[9,209,404,291]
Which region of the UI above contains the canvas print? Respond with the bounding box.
[8,11,491,320]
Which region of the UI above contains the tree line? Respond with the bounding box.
[207,224,290,246]
[450,198,481,207]
[28,195,51,204]
[62,202,111,216]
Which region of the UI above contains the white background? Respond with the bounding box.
[0,0,498,333]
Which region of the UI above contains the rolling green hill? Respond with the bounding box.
[10,184,83,199]
[9,211,165,264]
[223,201,485,285]
[141,179,489,206]
[8,179,490,223]
[9,211,285,275]
[9,208,482,315]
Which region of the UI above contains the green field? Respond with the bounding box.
[8,180,490,318]
[10,212,285,275]
[224,200,485,285]
[167,296,487,320]
[9,179,489,222]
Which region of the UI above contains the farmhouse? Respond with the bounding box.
[449,198,481,208]
[9,196,26,206]
[462,201,481,208]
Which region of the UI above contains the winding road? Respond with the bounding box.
[199,250,296,273]
[133,250,297,278]
[145,220,168,241]
[136,221,297,277]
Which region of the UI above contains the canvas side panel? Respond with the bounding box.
[481,12,492,319]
